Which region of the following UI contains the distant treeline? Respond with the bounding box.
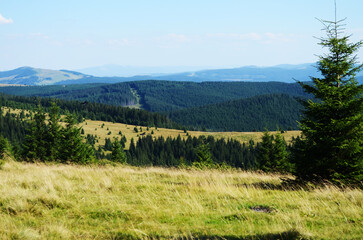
[0,93,181,129]
[0,80,310,112]
[168,94,304,131]
[127,135,259,169]
[130,81,310,112]
[0,108,28,146]
[0,98,292,173]
[0,80,311,131]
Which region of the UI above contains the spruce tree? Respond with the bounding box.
[0,135,10,159]
[257,131,274,172]
[111,137,126,163]
[60,114,94,164]
[193,136,214,168]
[257,131,290,173]
[47,102,62,161]
[272,133,291,172]
[292,18,363,184]
[22,105,48,161]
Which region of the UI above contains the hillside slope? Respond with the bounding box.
[168,94,303,131]
[0,81,310,112]
[0,67,90,85]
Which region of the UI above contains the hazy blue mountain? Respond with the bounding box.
[75,64,211,77]
[1,64,362,85]
[149,64,322,83]
[75,63,323,83]
[0,67,90,85]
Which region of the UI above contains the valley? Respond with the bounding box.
[0,80,310,132]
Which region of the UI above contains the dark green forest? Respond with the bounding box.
[130,81,309,112]
[127,135,259,169]
[0,80,310,112]
[0,93,180,129]
[0,98,286,171]
[168,94,303,131]
[0,80,311,131]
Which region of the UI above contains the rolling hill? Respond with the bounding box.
[1,64,362,85]
[0,80,310,112]
[168,94,303,131]
[0,67,90,85]
[145,64,322,83]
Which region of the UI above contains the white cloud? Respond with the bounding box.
[108,39,130,47]
[164,33,191,43]
[206,32,296,44]
[154,34,191,48]
[206,33,262,41]
[28,32,50,40]
[0,13,13,24]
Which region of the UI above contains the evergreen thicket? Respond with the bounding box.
[0,93,180,129]
[127,135,260,170]
[22,104,94,163]
[168,94,303,131]
[0,81,310,112]
[257,131,292,173]
[0,108,28,147]
[111,138,127,163]
[0,81,310,132]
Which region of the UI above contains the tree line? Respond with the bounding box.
[168,94,303,131]
[0,93,181,129]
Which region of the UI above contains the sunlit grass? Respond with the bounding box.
[80,119,301,149]
[1,106,301,150]
[0,160,361,239]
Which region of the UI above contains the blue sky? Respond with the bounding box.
[1,0,362,71]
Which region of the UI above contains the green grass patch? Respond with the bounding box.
[0,161,362,239]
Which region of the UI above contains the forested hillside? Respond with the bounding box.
[0,84,104,96]
[0,80,310,111]
[0,94,179,129]
[0,80,311,131]
[168,94,303,131]
[131,81,309,112]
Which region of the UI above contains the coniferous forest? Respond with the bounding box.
[0,15,361,186]
[0,94,291,172]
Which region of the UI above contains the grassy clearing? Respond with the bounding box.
[1,106,301,149]
[0,160,361,239]
[80,119,300,149]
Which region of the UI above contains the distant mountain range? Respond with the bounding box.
[0,64,362,86]
[76,64,212,77]
[0,67,90,85]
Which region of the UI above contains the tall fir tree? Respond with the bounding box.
[47,102,62,161]
[257,131,290,173]
[272,133,291,172]
[111,137,126,163]
[60,114,94,164]
[0,135,10,159]
[257,131,274,172]
[22,105,48,161]
[292,17,363,184]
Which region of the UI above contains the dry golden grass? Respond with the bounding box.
[1,107,31,116]
[80,119,301,149]
[1,106,301,149]
[0,159,362,239]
